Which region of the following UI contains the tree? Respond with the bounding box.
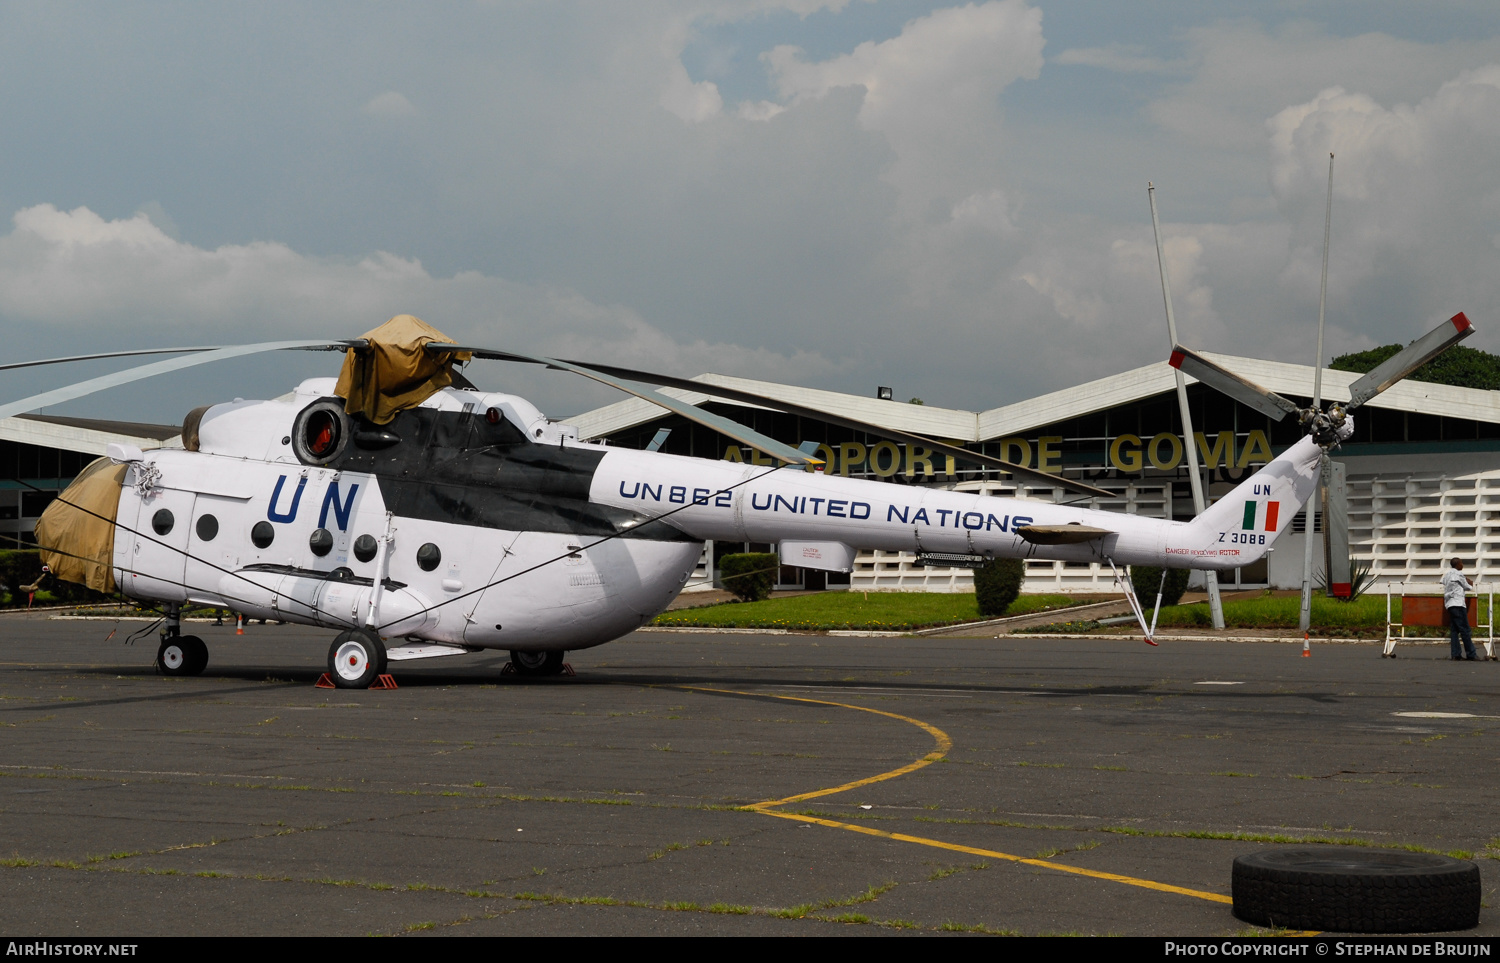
[974,557,1025,616]
[1330,344,1500,390]
[1129,566,1190,608]
[718,553,778,602]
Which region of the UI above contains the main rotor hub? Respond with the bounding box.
[1299,405,1352,448]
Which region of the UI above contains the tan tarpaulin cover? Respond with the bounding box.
[35,456,128,594]
[334,315,472,425]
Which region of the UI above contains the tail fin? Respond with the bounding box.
[1172,434,1323,570]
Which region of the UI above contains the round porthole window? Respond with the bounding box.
[353,534,378,563]
[416,543,441,571]
[251,521,275,549]
[309,528,334,557]
[152,509,174,536]
[195,515,218,541]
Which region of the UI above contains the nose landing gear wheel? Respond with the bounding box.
[509,649,565,677]
[158,635,208,676]
[328,629,387,689]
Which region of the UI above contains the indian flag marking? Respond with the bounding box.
[1242,501,1280,531]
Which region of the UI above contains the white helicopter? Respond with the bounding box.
[8,312,1472,688]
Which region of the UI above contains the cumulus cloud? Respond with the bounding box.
[4,4,1499,420]
[1265,67,1500,344]
[361,91,415,117]
[1146,22,1500,152]
[0,204,844,416]
[763,0,1044,215]
[1053,45,1182,74]
[660,70,724,123]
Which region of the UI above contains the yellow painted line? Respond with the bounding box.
[753,808,1232,904]
[676,683,1235,908]
[676,685,951,807]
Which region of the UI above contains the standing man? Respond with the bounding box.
[1443,557,1478,661]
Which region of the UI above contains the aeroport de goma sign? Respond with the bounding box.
[722,429,1276,478]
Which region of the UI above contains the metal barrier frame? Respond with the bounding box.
[1382,580,1495,659]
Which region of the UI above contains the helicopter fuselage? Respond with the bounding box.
[108,377,1322,654]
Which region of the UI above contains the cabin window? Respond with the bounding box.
[309,528,334,557]
[151,509,174,536]
[353,534,378,562]
[195,515,218,541]
[416,542,441,571]
[251,521,275,549]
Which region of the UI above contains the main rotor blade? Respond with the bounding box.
[445,345,821,467]
[1345,312,1474,410]
[0,340,358,422]
[0,346,218,373]
[1169,346,1303,421]
[448,345,1113,497]
[0,341,358,374]
[555,358,1117,498]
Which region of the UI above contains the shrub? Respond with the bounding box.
[1129,566,1190,608]
[0,550,43,602]
[974,557,1025,616]
[0,549,109,606]
[1317,557,1374,601]
[718,553,779,602]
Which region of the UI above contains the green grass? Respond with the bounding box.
[1029,592,1477,635]
[1153,593,1401,633]
[651,592,1090,631]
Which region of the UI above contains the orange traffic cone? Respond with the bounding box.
[235,614,244,636]
[1301,633,1311,657]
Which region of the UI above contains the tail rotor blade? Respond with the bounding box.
[1168,346,1302,421]
[1345,312,1475,410]
[1321,456,1352,598]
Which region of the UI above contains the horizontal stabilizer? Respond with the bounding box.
[1016,524,1114,545]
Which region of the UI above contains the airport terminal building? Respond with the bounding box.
[8,353,1499,595]
[569,353,1500,594]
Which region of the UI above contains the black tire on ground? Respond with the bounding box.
[158,635,208,676]
[1232,849,1480,933]
[510,650,565,677]
[179,635,208,675]
[328,629,387,689]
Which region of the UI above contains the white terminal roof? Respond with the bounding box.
[566,353,1500,443]
[0,414,182,457]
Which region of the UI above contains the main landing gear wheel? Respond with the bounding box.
[328,629,387,689]
[1232,849,1480,933]
[509,650,565,677]
[157,635,208,676]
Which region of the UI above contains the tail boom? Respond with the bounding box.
[591,434,1323,573]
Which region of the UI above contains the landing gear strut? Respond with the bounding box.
[509,650,566,676]
[157,605,208,676]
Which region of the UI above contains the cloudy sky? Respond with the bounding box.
[3,1,1498,423]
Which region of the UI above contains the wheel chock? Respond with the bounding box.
[314,672,397,689]
[499,662,573,677]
